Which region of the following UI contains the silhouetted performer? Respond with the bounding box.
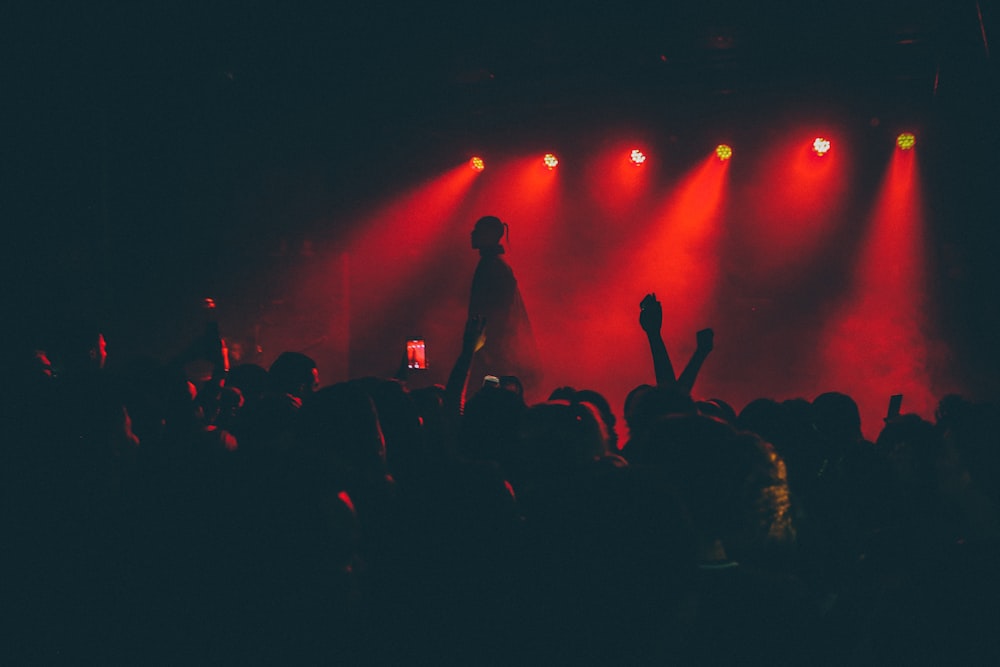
[468,215,542,399]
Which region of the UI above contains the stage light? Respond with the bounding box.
[469,156,485,171]
[543,153,559,169]
[812,137,832,156]
[629,149,647,165]
[715,144,733,161]
[896,132,916,151]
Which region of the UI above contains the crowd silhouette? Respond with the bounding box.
[5,287,1000,665]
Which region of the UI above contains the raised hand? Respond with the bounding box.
[639,293,662,335]
[639,292,676,387]
[679,328,715,394]
[696,328,714,354]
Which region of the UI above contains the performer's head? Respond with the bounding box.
[471,215,505,250]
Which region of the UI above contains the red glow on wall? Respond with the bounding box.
[627,154,729,337]
[584,142,655,219]
[742,130,849,276]
[343,163,481,362]
[664,155,728,238]
[344,163,478,251]
[507,154,563,216]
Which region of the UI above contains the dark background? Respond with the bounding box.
[5,1,998,405]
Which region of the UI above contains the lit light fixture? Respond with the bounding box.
[543,153,559,169]
[715,144,733,161]
[629,149,647,165]
[469,156,485,171]
[812,137,832,156]
[896,132,916,151]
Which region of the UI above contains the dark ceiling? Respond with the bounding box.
[9,1,989,149]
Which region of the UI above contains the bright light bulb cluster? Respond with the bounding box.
[466,133,919,171]
[812,137,832,156]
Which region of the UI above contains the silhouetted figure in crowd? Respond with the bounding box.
[618,293,715,460]
[468,215,542,400]
[236,351,318,454]
[620,385,697,462]
[268,350,320,400]
[459,376,528,471]
[12,277,1000,665]
[636,412,814,664]
[549,385,621,453]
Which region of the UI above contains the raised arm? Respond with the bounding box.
[445,314,487,416]
[678,327,714,395]
[639,293,677,389]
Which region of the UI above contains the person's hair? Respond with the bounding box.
[549,386,619,451]
[295,381,386,475]
[267,351,317,397]
[623,385,696,460]
[812,391,863,442]
[696,397,738,425]
[737,397,785,442]
[460,383,527,465]
[519,399,609,474]
[639,413,794,559]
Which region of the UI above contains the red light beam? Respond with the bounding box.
[821,147,938,438]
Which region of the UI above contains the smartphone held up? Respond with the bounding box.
[886,394,903,422]
[406,337,427,370]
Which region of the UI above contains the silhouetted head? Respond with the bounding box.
[737,397,785,443]
[460,383,527,465]
[56,318,108,374]
[624,383,654,431]
[549,386,619,452]
[519,399,609,474]
[349,376,424,478]
[813,391,863,442]
[935,393,973,429]
[639,413,793,558]
[876,413,940,490]
[296,381,387,474]
[268,351,319,399]
[623,385,697,459]
[471,215,505,250]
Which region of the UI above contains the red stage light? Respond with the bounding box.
[543,153,559,169]
[812,137,832,156]
[715,144,733,161]
[469,156,485,171]
[629,149,647,165]
[896,132,916,151]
